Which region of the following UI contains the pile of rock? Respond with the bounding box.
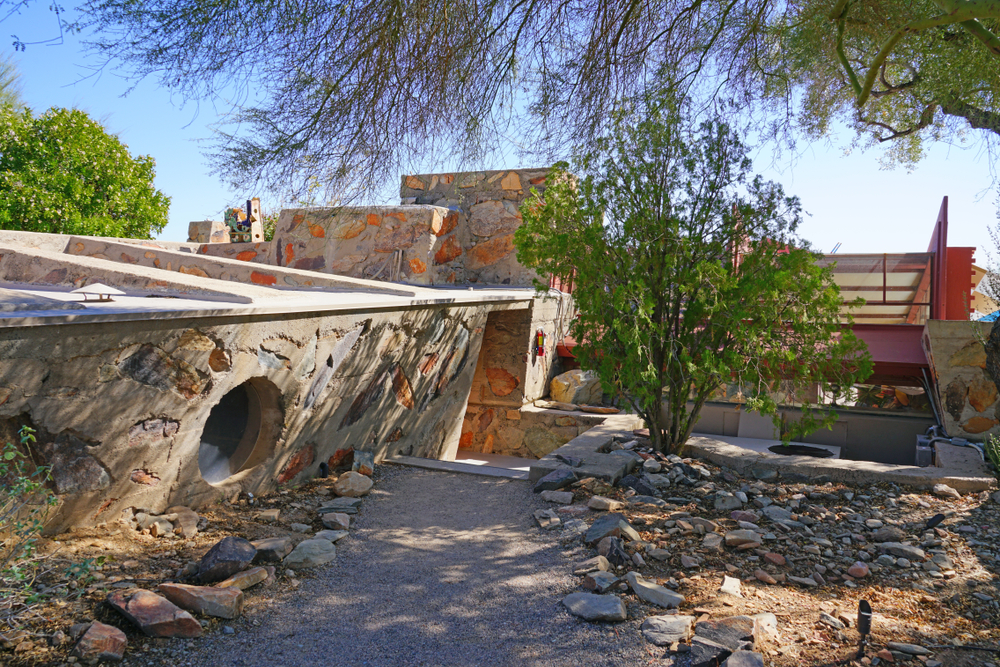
[127,505,203,539]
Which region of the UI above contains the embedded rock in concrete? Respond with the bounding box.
[197,536,256,583]
[950,340,988,367]
[321,512,351,531]
[215,566,269,590]
[333,471,373,497]
[561,592,627,622]
[625,571,684,609]
[157,583,244,619]
[533,468,576,493]
[339,369,388,429]
[71,621,127,663]
[284,538,337,568]
[277,444,315,484]
[945,379,968,422]
[38,433,110,495]
[695,615,757,651]
[540,490,574,504]
[117,344,208,400]
[107,589,203,638]
[352,449,375,476]
[969,372,998,412]
[251,537,293,563]
[550,369,602,406]
[523,426,571,458]
[641,615,695,646]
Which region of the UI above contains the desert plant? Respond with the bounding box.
[0,427,58,598]
[985,434,1000,483]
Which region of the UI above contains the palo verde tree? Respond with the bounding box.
[0,106,170,237]
[514,98,872,453]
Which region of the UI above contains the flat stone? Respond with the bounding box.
[887,642,931,655]
[647,548,670,561]
[540,490,574,504]
[588,496,625,511]
[695,615,757,651]
[251,537,293,563]
[597,536,630,567]
[719,575,742,597]
[165,506,200,539]
[333,471,373,497]
[879,542,926,560]
[932,483,961,500]
[641,615,695,645]
[761,505,793,523]
[690,636,733,667]
[197,536,256,584]
[256,508,280,522]
[314,530,349,542]
[872,526,905,542]
[725,530,761,548]
[157,583,244,619]
[214,566,268,590]
[722,650,765,667]
[788,575,818,587]
[550,369,602,405]
[533,468,577,492]
[625,571,684,609]
[582,571,619,593]
[107,589,203,638]
[819,612,844,629]
[702,533,724,552]
[284,538,337,569]
[714,493,743,512]
[754,569,776,585]
[573,556,610,575]
[289,523,311,533]
[321,512,351,531]
[561,592,627,622]
[586,513,627,544]
[321,496,363,511]
[71,621,127,663]
[534,508,561,529]
[681,554,701,568]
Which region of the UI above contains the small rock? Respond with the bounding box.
[256,508,280,522]
[314,530,349,542]
[533,468,577,492]
[690,636,733,667]
[321,512,351,531]
[251,537,293,563]
[157,583,244,619]
[819,612,844,629]
[561,592,627,622]
[534,509,561,529]
[197,536,256,584]
[681,554,701,569]
[333,471,373,497]
[714,493,743,512]
[107,589,203,638]
[71,621,127,663]
[582,571,619,594]
[719,575,742,597]
[754,569,776,585]
[695,615,757,651]
[648,548,670,561]
[214,566,269,590]
[847,562,870,578]
[222,625,235,635]
[641,615,695,645]
[283,538,337,568]
[702,533,724,552]
[643,458,662,473]
[879,542,925,560]
[540,490,574,504]
[887,642,931,656]
[722,650,764,667]
[351,450,375,476]
[588,496,625,511]
[872,526,905,542]
[788,575,818,587]
[625,571,685,608]
[573,556,610,575]
[725,530,761,548]
[932,483,961,500]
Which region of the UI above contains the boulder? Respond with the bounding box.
[333,471,373,497]
[550,369,603,405]
[625,571,684,609]
[284,538,337,569]
[156,583,244,619]
[71,621,127,663]
[106,589,202,638]
[197,536,256,583]
[533,468,577,492]
[561,592,627,622]
[641,615,695,646]
[321,512,351,531]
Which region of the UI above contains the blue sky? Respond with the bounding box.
[5,4,997,263]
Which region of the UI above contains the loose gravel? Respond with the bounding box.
[124,464,654,667]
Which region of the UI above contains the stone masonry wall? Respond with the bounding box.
[0,299,522,531]
[399,168,550,286]
[459,405,606,459]
[924,320,1000,440]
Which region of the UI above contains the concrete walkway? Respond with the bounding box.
[135,465,651,667]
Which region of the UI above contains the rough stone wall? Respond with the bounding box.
[0,301,515,531]
[188,221,230,244]
[270,206,447,283]
[459,405,606,459]
[924,320,1000,440]
[400,168,550,286]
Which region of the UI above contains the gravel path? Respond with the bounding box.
[139,465,653,667]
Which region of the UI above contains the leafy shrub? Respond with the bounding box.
[985,434,1000,483]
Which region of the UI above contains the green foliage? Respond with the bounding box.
[0,106,170,237]
[985,434,1000,483]
[1,426,58,598]
[515,98,873,452]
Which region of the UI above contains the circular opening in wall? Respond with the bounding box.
[198,378,283,484]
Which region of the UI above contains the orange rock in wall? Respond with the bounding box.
[308,223,326,238]
[459,432,473,449]
[250,271,277,286]
[179,265,209,278]
[432,211,458,237]
[277,444,315,484]
[434,235,463,265]
[367,213,380,226]
[236,250,258,262]
[405,176,425,190]
[485,368,519,397]
[962,416,999,433]
[467,234,515,269]
[408,258,427,274]
[968,373,998,412]
[332,218,367,240]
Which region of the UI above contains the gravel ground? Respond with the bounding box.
[125,464,656,667]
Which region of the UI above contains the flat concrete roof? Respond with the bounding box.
[0,283,543,328]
